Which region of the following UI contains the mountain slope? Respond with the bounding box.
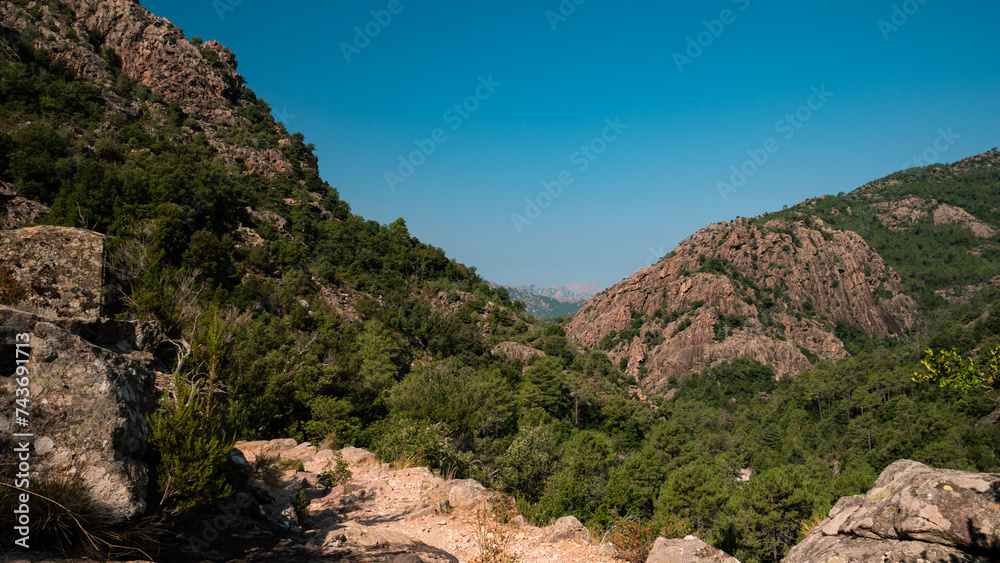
[498,284,586,319]
[567,151,1000,394]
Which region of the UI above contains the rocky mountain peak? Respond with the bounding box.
[567,217,918,393]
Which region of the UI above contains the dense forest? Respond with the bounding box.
[1,4,999,562]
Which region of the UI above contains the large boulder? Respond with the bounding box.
[0,226,105,319]
[646,536,739,563]
[784,459,1000,562]
[542,515,590,544]
[0,308,161,522]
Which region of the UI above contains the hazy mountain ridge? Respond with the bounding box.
[495,283,587,319]
[520,282,601,301]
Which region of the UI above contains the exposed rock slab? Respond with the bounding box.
[784,459,1000,562]
[491,341,546,362]
[646,535,740,563]
[541,515,590,544]
[0,227,105,319]
[0,182,49,230]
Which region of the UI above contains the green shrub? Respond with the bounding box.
[318,453,353,488]
[149,375,234,512]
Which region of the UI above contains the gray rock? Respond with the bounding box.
[446,478,488,510]
[542,515,590,544]
[0,226,106,319]
[227,447,252,478]
[0,308,160,522]
[646,536,740,563]
[339,446,378,469]
[783,534,991,563]
[784,459,1000,563]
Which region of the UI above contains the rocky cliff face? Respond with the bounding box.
[566,218,917,393]
[0,308,161,522]
[0,0,313,178]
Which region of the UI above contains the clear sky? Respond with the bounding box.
[140,0,1000,289]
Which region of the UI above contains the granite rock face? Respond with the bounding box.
[0,226,105,319]
[783,460,1000,562]
[0,308,161,522]
[0,0,315,179]
[566,218,917,393]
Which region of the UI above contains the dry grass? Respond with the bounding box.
[470,499,521,563]
[391,451,422,470]
[0,475,159,561]
[274,456,305,472]
[798,514,826,540]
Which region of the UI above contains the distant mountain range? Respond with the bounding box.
[488,282,602,319]
[519,282,601,301]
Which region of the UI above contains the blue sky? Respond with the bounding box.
[140,0,1000,289]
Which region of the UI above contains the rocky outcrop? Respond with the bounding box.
[0,0,311,179]
[873,197,997,237]
[0,308,161,522]
[541,515,590,544]
[646,536,740,563]
[0,226,105,319]
[224,440,617,563]
[566,218,917,393]
[0,181,48,230]
[784,460,1000,562]
[491,341,546,363]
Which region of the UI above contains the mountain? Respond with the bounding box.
[520,282,601,301]
[567,150,1000,394]
[3,3,999,562]
[496,283,587,319]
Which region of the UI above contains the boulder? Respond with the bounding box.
[0,181,49,230]
[446,478,488,510]
[0,308,160,522]
[542,515,590,544]
[340,446,378,470]
[0,226,106,319]
[490,341,546,363]
[784,459,1000,562]
[646,536,740,563]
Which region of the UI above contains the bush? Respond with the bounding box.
[149,375,234,512]
[607,515,690,563]
[318,453,353,488]
[607,516,659,563]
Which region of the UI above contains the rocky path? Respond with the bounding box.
[236,439,619,563]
